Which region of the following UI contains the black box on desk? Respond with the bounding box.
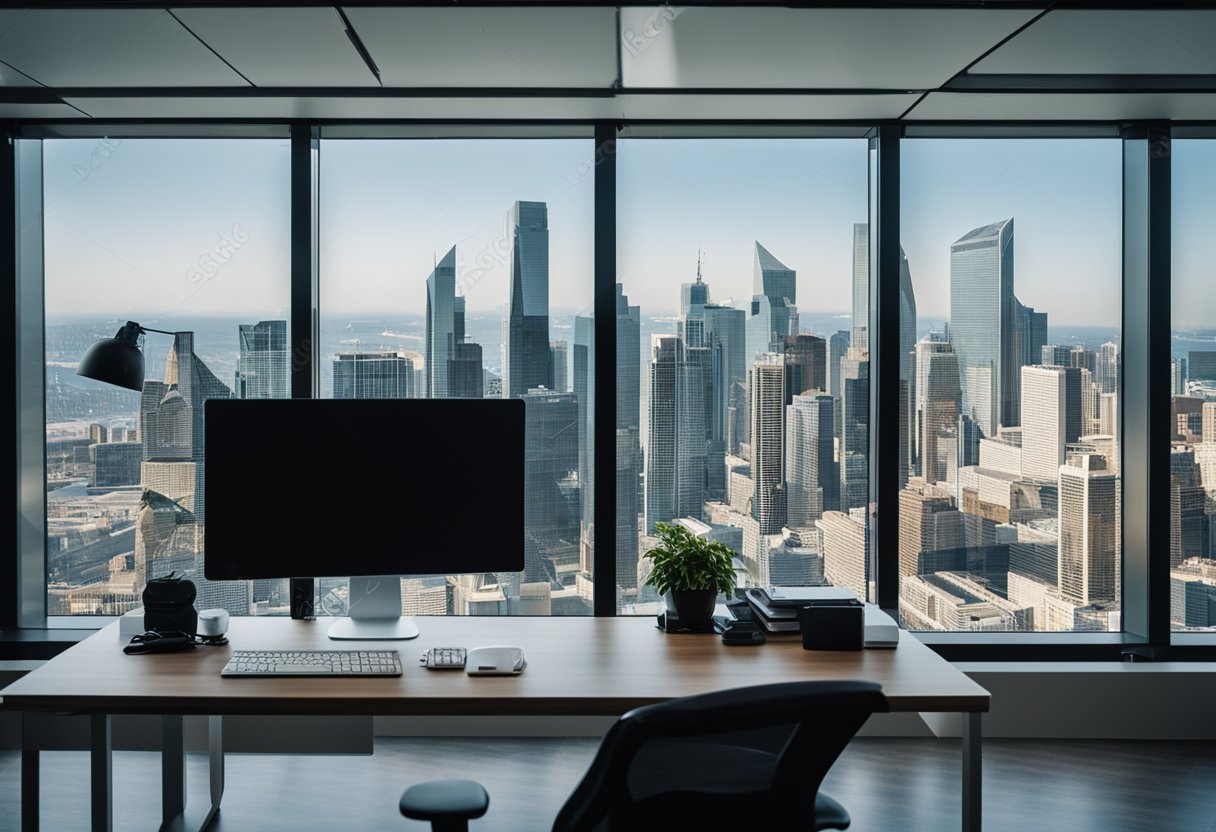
[798,601,864,650]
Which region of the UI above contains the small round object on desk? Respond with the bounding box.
[399,779,490,822]
[198,608,230,638]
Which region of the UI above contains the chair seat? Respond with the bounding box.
[399,779,490,821]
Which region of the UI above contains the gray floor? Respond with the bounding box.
[3,738,1215,831]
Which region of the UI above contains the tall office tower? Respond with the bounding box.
[505,201,550,397]
[705,303,747,457]
[1172,357,1188,394]
[1021,365,1068,481]
[827,330,851,401]
[448,342,484,398]
[1099,393,1119,438]
[839,353,869,511]
[919,347,962,484]
[1017,303,1049,369]
[958,414,982,469]
[681,259,710,317]
[782,334,827,404]
[90,441,142,487]
[1203,402,1216,442]
[1041,345,1071,367]
[645,335,708,532]
[234,320,287,400]
[1068,346,1095,374]
[898,478,964,578]
[750,354,787,535]
[522,388,580,583]
[134,490,199,590]
[332,353,415,399]
[950,218,1035,435]
[851,223,869,351]
[785,393,838,528]
[1058,454,1119,606]
[1188,350,1216,382]
[1170,448,1209,568]
[550,339,569,393]
[139,332,231,525]
[746,242,798,364]
[815,509,869,600]
[1096,341,1119,395]
[425,246,458,398]
[574,284,642,596]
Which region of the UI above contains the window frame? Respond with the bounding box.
[7,118,1216,662]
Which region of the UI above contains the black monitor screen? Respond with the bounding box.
[203,399,524,580]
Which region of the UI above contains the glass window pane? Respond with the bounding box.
[1170,139,1216,632]
[44,138,291,615]
[318,139,594,616]
[617,138,871,614]
[899,139,1123,633]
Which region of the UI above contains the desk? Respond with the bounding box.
[2,616,990,831]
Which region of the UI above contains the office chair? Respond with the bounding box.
[398,680,888,831]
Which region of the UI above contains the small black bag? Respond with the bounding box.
[143,572,198,637]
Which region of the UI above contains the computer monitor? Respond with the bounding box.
[204,398,525,640]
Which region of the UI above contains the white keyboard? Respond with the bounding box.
[221,649,402,677]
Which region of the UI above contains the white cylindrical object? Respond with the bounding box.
[198,608,230,638]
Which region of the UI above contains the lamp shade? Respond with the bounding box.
[77,325,146,391]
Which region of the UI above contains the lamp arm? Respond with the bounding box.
[139,326,177,335]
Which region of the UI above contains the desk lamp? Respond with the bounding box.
[76,320,175,391]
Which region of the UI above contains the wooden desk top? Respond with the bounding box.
[0,617,990,716]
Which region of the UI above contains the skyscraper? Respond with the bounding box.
[852,223,869,352]
[574,284,642,598]
[898,478,963,577]
[750,354,786,536]
[1058,454,1119,606]
[785,392,838,528]
[782,334,826,404]
[1021,365,1068,482]
[645,335,708,532]
[139,332,231,525]
[550,339,569,393]
[1096,341,1119,395]
[332,353,416,399]
[425,246,458,399]
[918,343,961,484]
[1170,448,1209,568]
[816,509,868,600]
[827,330,851,401]
[746,242,798,364]
[91,441,142,487]
[235,320,287,400]
[448,342,484,399]
[840,352,869,512]
[505,201,550,397]
[950,218,1024,436]
[522,388,580,583]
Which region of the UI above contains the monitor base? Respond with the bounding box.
[327,616,420,640]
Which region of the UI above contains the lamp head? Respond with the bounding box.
[76,321,146,392]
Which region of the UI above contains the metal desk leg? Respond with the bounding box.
[163,715,186,825]
[91,714,112,832]
[963,712,982,832]
[21,714,38,832]
[208,716,224,813]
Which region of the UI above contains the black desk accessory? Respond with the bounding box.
[655,610,718,634]
[142,572,198,637]
[798,600,865,651]
[721,621,767,645]
[123,629,231,655]
[290,578,316,620]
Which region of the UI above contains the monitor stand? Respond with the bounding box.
[327,575,420,640]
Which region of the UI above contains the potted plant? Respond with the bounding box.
[643,521,737,630]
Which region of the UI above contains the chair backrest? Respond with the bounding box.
[553,680,888,832]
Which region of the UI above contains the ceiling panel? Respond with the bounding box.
[909,92,1216,121]
[0,9,246,87]
[0,101,84,119]
[973,10,1216,75]
[344,7,617,88]
[621,7,1037,89]
[60,92,917,122]
[172,7,377,87]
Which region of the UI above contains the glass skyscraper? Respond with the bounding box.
[235,320,288,400]
[505,201,551,398]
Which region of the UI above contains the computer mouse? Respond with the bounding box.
[466,646,526,676]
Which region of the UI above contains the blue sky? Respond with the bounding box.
[42,136,1209,329]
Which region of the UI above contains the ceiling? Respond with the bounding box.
[0,5,1213,123]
